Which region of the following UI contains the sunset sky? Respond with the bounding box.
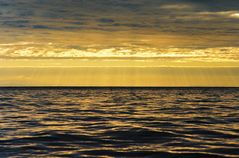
[0,0,239,86]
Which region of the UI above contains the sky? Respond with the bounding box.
[0,0,239,86]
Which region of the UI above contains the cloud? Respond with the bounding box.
[0,0,239,51]
[197,11,239,19]
[32,25,50,29]
[0,42,239,63]
[230,13,239,18]
[98,18,115,23]
[160,4,194,10]
[1,20,29,28]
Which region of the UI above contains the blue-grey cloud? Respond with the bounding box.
[0,0,239,46]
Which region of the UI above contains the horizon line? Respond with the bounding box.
[0,86,239,89]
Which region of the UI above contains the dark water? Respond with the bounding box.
[0,88,239,158]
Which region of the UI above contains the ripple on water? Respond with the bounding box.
[0,88,239,158]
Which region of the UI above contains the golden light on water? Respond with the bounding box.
[1,2,239,157]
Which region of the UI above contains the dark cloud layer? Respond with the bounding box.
[0,0,239,60]
[0,0,239,35]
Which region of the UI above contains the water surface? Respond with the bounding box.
[0,88,239,158]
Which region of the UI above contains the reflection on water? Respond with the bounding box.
[0,88,239,158]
